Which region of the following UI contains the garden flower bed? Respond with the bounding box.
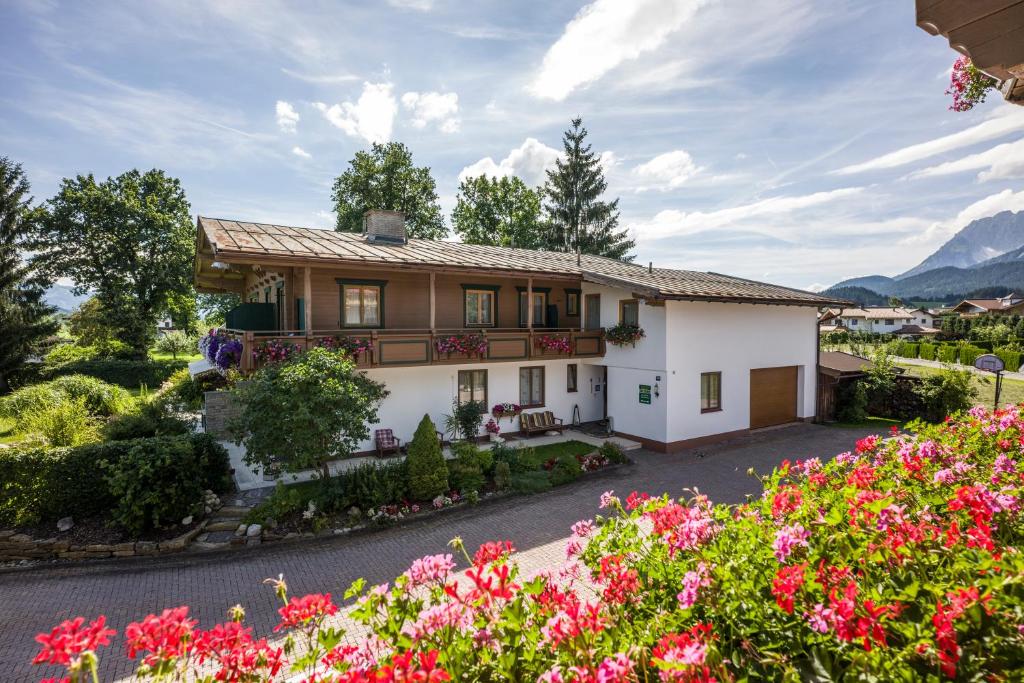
[31,406,1024,681]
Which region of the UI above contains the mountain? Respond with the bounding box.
[829,261,1024,301]
[44,284,88,313]
[899,210,1024,278]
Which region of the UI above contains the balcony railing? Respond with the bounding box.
[222,327,605,373]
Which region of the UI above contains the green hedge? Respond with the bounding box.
[938,345,957,364]
[0,434,231,528]
[40,359,188,389]
[919,342,936,361]
[958,344,985,367]
[896,342,919,359]
[996,349,1023,372]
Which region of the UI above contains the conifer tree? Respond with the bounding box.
[0,157,57,392]
[542,118,635,261]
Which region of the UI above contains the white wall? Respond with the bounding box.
[359,358,603,450]
[663,301,817,442]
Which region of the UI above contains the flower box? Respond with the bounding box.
[605,323,645,347]
[434,333,488,360]
[533,334,572,356]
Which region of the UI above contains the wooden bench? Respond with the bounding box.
[519,411,565,437]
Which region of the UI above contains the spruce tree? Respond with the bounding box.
[0,157,57,392]
[542,118,635,261]
[406,414,449,500]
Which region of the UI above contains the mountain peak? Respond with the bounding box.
[899,210,1024,279]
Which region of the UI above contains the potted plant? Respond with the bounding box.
[485,419,502,443]
[491,402,521,422]
[252,339,303,365]
[435,333,488,359]
[605,323,645,347]
[318,335,373,364]
[534,334,572,354]
[947,55,997,112]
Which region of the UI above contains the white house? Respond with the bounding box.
[195,213,843,456]
[825,307,935,335]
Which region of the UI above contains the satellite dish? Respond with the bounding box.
[974,354,1005,373]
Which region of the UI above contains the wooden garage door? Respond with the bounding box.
[750,366,798,429]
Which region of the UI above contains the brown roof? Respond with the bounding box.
[895,324,941,335]
[196,217,847,307]
[819,351,874,376]
[952,299,1007,312]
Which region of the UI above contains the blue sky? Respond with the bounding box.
[3,0,1024,291]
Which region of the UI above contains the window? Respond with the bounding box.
[338,279,386,327]
[519,366,544,407]
[567,363,578,392]
[700,372,721,413]
[517,287,550,326]
[462,285,498,327]
[585,293,601,330]
[850,319,858,326]
[458,369,487,408]
[620,299,639,326]
[884,319,894,325]
[566,289,581,317]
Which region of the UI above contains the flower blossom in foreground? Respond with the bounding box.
[34,616,116,668]
[677,561,713,609]
[404,553,455,588]
[772,523,810,562]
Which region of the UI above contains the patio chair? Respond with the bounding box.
[519,411,565,438]
[375,429,401,457]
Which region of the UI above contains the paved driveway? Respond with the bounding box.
[1,423,877,682]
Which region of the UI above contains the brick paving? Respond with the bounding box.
[1,423,878,682]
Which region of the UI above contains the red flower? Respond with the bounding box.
[771,486,802,518]
[124,606,197,666]
[34,615,116,668]
[472,540,515,566]
[771,563,806,614]
[275,593,338,632]
[625,490,651,510]
[597,555,640,605]
[193,621,284,681]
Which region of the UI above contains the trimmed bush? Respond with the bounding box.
[995,348,1022,372]
[406,414,448,500]
[937,345,957,364]
[548,452,582,486]
[957,344,985,367]
[320,460,409,513]
[599,441,628,465]
[20,396,101,447]
[493,461,511,491]
[0,435,231,528]
[0,375,132,422]
[510,470,552,494]
[102,402,191,441]
[895,342,918,359]
[447,443,485,495]
[40,359,187,389]
[918,342,936,361]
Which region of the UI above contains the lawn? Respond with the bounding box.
[0,416,21,445]
[149,350,203,362]
[896,362,1022,409]
[514,439,596,469]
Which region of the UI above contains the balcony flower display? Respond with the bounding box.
[213,338,243,371]
[947,55,997,112]
[534,333,572,354]
[198,329,226,366]
[434,333,488,358]
[252,339,303,365]
[491,402,521,420]
[605,323,645,347]
[319,335,374,360]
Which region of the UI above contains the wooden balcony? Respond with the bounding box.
[224,328,605,373]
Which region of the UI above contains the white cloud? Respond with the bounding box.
[314,82,397,144]
[387,0,433,10]
[833,105,1024,175]
[275,100,299,133]
[634,187,864,240]
[401,91,460,133]
[292,146,311,159]
[631,150,702,191]
[459,138,562,186]
[902,188,1024,246]
[529,0,706,100]
[908,138,1024,182]
[280,68,359,84]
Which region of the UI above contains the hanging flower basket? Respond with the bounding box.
[319,335,373,361]
[491,402,522,421]
[199,329,242,371]
[434,333,488,359]
[534,334,572,354]
[947,55,997,112]
[605,323,645,347]
[252,339,303,365]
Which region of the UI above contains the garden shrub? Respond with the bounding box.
[548,452,582,486]
[490,442,524,473]
[474,445,494,475]
[102,400,191,441]
[406,414,448,500]
[20,396,101,447]
[0,435,231,528]
[103,438,204,535]
[447,443,485,495]
[835,379,868,423]
[162,368,228,410]
[493,461,511,491]
[996,348,1022,372]
[918,342,936,361]
[443,399,485,441]
[957,343,985,367]
[0,375,132,423]
[916,366,978,423]
[598,441,628,465]
[322,460,409,513]
[938,345,957,364]
[40,358,187,389]
[509,470,551,494]
[896,342,918,359]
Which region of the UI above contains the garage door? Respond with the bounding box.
[750,366,798,429]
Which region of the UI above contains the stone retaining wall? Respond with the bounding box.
[0,524,207,562]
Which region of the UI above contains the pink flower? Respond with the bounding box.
[597,652,634,682]
[571,519,594,537]
[599,491,618,509]
[404,553,455,588]
[773,524,810,563]
[677,561,712,608]
[806,603,832,633]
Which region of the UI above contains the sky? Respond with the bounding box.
[3,0,1024,292]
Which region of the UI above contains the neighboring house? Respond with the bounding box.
[823,307,935,334]
[950,294,1024,317]
[156,316,176,335]
[194,211,844,455]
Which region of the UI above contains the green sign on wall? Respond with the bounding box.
[639,384,651,405]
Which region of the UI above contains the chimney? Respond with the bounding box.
[363,210,407,245]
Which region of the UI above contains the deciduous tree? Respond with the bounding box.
[32,169,194,359]
[542,118,634,260]
[452,175,544,249]
[331,142,446,239]
[0,157,57,392]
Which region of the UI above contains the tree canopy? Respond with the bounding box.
[331,142,447,239]
[0,157,57,391]
[542,118,634,261]
[452,175,544,249]
[32,169,194,358]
